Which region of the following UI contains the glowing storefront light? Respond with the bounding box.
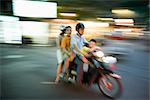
[79,21,109,27]
[13,0,57,18]
[21,21,49,44]
[0,16,21,44]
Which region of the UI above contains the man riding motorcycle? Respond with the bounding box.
[70,23,91,84]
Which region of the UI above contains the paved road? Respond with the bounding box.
[1,40,149,100]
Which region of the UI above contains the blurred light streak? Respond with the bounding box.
[0,15,19,21]
[112,9,135,15]
[97,18,114,21]
[59,13,78,17]
[78,21,109,27]
[123,32,144,37]
[114,19,134,26]
[114,28,133,32]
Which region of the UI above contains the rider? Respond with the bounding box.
[82,39,104,87]
[61,26,75,79]
[55,26,74,83]
[81,39,102,55]
[55,26,65,83]
[70,23,90,84]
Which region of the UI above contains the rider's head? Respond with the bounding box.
[64,26,72,36]
[89,39,97,48]
[76,23,85,35]
[60,25,66,36]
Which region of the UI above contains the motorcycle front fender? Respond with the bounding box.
[109,73,122,79]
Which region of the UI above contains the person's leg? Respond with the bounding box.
[55,63,62,83]
[64,58,70,78]
[81,56,88,63]
[75,55,94,85]
[70,51,76,62]
[87,67,98,87]
[55,49,63,83]
[74,56,84,85]
[65,58,70,70]
[65,51,76,73]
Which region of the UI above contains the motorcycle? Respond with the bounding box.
[60,51,123,98]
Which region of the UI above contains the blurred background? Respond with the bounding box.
[1,0,149,100]
[0,0,149,45]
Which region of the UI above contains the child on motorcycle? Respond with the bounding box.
[82,39,102,58]
[81,39,103,87]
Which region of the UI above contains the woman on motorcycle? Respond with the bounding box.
[55,26,66,83]
[55,26,75,83]
[61,26,75,79]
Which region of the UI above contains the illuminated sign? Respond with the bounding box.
[0,16,21,44]
[13,0,57,18]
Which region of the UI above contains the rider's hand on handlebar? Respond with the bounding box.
[93,53,97,57]
[82,56,89,64]
[83,52,89,57]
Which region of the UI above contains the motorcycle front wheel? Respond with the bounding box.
[98,74,123,98]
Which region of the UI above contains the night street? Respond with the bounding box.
[1,0,149,100]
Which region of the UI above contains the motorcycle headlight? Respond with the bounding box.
[95,51,104,58]
[102,56,117,64]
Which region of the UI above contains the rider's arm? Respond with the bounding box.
[82,46,90,53]
[94,46,102,51]
[89,46,102,52]
[83,36,88,44]
[73,44,84,56]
